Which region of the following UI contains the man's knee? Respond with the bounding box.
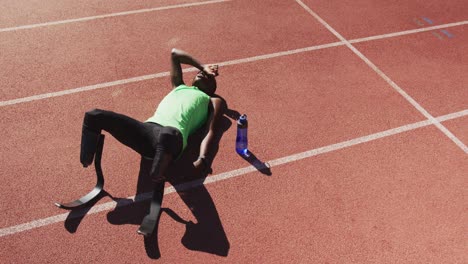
[83,108,105,131]
[149,145,173,182]
[85,108,105,119]
[158,127,183,158]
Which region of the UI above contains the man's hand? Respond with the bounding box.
[203,65,219,77]
[193,157,211,175]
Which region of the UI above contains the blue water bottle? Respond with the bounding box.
[236,114,249,157]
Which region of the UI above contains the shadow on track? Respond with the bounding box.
[62,106,272,259]
[63,190,113,233]
[107,109,234,259]
[239,151,272,176]
[226,107,272,176]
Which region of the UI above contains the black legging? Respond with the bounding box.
[83,109,183,175]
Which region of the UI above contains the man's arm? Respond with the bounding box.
[194,97,226,172]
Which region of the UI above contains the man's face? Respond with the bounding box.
[193,71,216,96]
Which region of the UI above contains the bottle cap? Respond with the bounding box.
[237,114,247,125]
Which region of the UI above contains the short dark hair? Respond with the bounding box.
[209,75,217,90]
[197,70,217,93]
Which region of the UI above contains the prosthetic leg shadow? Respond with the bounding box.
[105,157,162,259]
[61,134,119,233]
[106,113,232,258]
[63,190,116,233]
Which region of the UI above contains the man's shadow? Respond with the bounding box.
[62,106,271,259]
[106,106,235,258]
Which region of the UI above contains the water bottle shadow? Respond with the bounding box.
[240,151,272,176]
[225,108,241,120]
[225,108,272,176]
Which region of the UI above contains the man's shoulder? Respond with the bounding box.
[209,96,227,113]
[174,84,193,90]
[210,96,225,104]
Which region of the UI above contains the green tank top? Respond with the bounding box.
[146,85,210,150]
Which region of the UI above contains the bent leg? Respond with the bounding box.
[80,108,156,167]
[149,126,183,183]
[150,149,173,183]
[138,127,182,237]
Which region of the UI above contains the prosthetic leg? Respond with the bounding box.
[137,145,173,237]
[55,134,105,209]
[80,126,101,167]
[137,181,165,236]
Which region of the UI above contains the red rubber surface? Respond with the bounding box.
[354,26,468,116]
[0,0,336,101]
[1,0,466,262]
[0,0,201,28]
[442,115,468,146]
[1,127,466,263]
[300,0,468,38]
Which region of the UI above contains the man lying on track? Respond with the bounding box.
[79,48,225,236]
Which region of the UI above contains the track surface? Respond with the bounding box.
[1,0,467,262]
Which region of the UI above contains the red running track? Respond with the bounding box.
[1,0,467,263]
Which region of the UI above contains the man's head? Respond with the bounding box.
[192,65,218,96]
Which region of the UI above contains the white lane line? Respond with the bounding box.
[0,42,345,107]
[0,0,230,33]
[295,0,468,154]
[2,19,466,108]
[216,41,344,67]
[0,109,466,238]
[436,109,468,122]
[0,72,170,107]
[349,21,468,44]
